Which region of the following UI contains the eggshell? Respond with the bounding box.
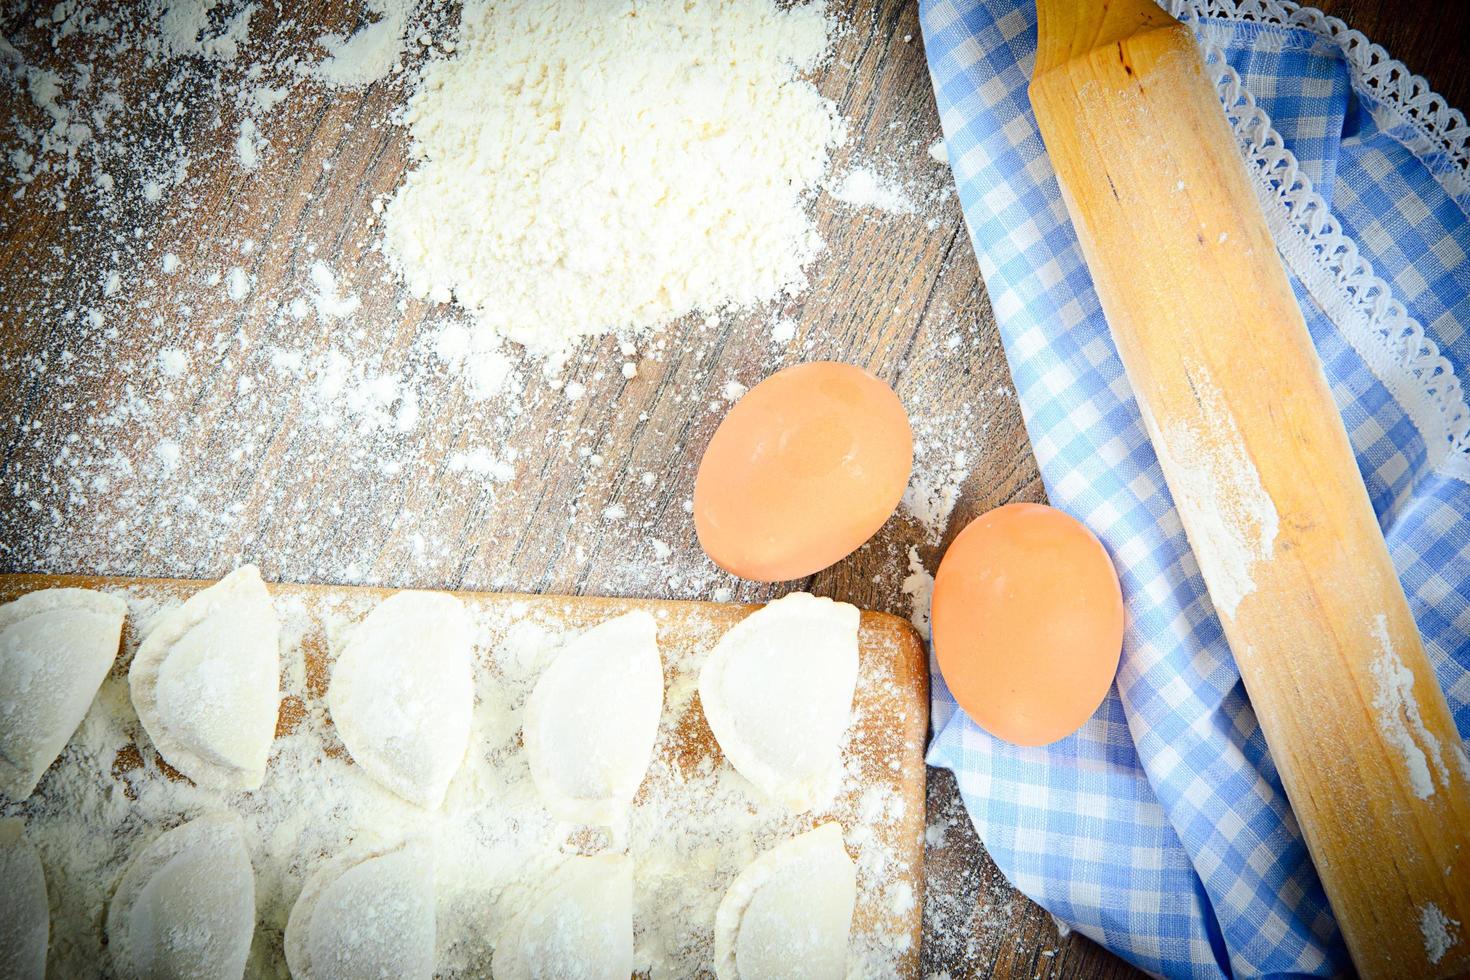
[931,502,1123,746]
[694,362,913,582]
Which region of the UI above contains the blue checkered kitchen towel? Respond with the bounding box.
[921,0,1470,976]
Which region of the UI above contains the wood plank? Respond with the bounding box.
[36,0,1431,971]
[2,571,929,976]
[1313,0,1470,112]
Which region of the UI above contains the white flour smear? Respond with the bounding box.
[382,0,846,352]
[6,587,914,977]
[901,546,934,640]
[902,397,988,542]
[1369,613,1449,800]
[1149,375,1278,621]
[1421,902,1461,966]
[316,0,419,88]
[830,166,918,214]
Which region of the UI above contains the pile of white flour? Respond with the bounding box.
[382,0,847,351]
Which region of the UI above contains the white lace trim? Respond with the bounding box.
[1162,0,1470,482]
[1188,0,1469,204]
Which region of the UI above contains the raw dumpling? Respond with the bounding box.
[107,813,255,980]
[129,566,280,791]
[491,854,634,980]
[524,611,662,824]
[327,591,473,809]
[714,823,856,980]
[699,593,858,811]
[0,819,48,980]
[0,587,126,799]
[284,840,436,980]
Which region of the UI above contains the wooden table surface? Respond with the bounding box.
[0,1,1458,976]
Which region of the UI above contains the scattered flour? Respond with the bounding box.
[381,0,846,352]
[157,349,189,379]
[308,261,361,320]
[903,449,970,542]
[830,166,917,214]
[901,546,934,640]
[432,323,518,400]
[314,0,416,88]
[226,266,251,302]
[235,117,263,171]
[447,449,516,483]
[154,440,182,470]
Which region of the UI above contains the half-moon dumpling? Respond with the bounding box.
[129,566,280,791]
[327,591,473,809]
[0,819,47,980]
[524,611,662,824]
[107,813,255,980]
[491,854,634,980]
[1,587,126,799]
[699,593,858,811]
[284,840,436,980]
[714,823,856,980]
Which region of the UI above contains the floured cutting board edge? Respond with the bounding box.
[1,573,930,977]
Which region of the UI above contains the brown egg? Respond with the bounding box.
[931,502,1123,746]
[694,362,913,582]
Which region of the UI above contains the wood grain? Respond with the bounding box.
[0,1,1134,974]
[0,571,931,975]
[2,0,1457,975]
[1030,0,1470,973]
[1313,0,1470,113]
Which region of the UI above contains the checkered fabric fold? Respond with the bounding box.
[920,0,1470,976]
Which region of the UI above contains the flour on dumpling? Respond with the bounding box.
[327,590,473,809]
[0,820,48,980]
[107,813,255,980]
[699,593,858,811]
[491,854,634,980]
[0,587,126,799]
[285,840,436,980]
[129,566,281,791]
[715,823,855,979]
[524,611,662,824]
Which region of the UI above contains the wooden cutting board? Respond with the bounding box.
[1,573,929,977]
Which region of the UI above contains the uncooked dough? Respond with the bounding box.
[0,587,126,799]
[107,813,256,980]
[327,590,473,809]
[524,611,663,824]
[714,822,855,979]
[284,839,436,980]
[491,854,634,980]
[129,566,281,791]
[0,819,48,980]
[699,593,858,811]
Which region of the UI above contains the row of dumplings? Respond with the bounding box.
[0,567,278,803]
[2,812,857,979]
[0,571,868,975]
[2,567,863,821]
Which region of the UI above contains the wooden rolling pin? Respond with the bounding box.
[1029,1,1470,975]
